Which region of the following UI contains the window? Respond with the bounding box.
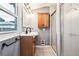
[0,3,16,13]
[0,3,17,32]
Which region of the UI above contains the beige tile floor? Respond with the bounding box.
[35,46,57,56]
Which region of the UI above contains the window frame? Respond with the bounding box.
[0,3,18,33]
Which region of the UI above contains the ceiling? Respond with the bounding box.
[29,3,56,10]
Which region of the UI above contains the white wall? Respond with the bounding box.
[22,10,38,31]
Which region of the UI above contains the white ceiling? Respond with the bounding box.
[29,3,56,10]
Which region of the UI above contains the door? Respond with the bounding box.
[38,13,44,28]
[43,13,49,27]
[20,36,33,56]
[60,3,79,56]
[71,4,79,55]
[38,13,49,29]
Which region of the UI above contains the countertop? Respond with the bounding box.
[20,32,39,36]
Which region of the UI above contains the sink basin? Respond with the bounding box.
[20,32,39,36]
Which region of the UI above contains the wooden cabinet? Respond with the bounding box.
[20,36,36,56]
[38,13,49,29]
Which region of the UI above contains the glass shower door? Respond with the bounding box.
[51,11,57,54]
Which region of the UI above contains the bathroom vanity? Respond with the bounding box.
[20,32,38,56]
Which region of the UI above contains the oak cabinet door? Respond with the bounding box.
[38,13,49,29]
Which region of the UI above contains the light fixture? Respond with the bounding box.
[26,3,29,8]
[24,3,32,14]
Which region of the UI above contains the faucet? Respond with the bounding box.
[25,27,32,34]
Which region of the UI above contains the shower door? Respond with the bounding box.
[51,11,57,54]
